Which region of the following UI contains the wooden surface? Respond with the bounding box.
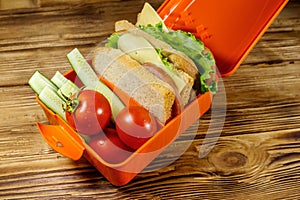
[0,0,299,199]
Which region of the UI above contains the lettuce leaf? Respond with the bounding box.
[105,33,120,49]
[140,23,217,94]
[156,48,173,71]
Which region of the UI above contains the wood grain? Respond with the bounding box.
[0,0,40,10]
[0,0,299,199]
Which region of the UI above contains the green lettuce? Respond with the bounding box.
[139,23,217,94]
[105,33,120,49]
[156,48,173,71]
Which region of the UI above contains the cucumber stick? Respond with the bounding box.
[29,71,58,94]
[39,86,66,120]
[51,71,68,88]
[29,71,77,121]
[67,48,125,119]
[57,80,80,101]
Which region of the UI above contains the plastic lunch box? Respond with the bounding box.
[36,0,289,186]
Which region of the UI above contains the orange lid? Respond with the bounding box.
[158,0,289,77]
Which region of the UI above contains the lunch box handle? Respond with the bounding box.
[36,122,85,161]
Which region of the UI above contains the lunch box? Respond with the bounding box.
[36,0,289,186]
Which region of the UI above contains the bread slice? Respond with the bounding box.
[92,46,175,124]
[115,20,172,50]
[115,20,196,105]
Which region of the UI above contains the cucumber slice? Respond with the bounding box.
[29,71,58,95]
[57,80,80,101]
[66,48,125,120]
[51,71,68,88]
[39,86,66,120]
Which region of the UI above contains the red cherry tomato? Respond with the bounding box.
[66,90,111,136]
[116,106,158,150]
[89,128,133,164]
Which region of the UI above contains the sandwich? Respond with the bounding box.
[91,3,217,124]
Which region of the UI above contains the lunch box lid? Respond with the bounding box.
[158,0,289,77]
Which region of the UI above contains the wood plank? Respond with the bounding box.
[0,0,40,10]
[0,128,299,199]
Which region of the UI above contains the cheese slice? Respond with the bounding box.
[118,33,187,94]
[136,2,169,32]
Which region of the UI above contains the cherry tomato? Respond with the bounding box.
[66,90,111,136]
[89,128,133,164]
[116,106,158,150]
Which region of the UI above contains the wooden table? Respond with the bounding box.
[0,0,299,199]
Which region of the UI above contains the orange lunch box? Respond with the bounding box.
[36,0,289,186]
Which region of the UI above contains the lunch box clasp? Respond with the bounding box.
[36,120,85,161]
